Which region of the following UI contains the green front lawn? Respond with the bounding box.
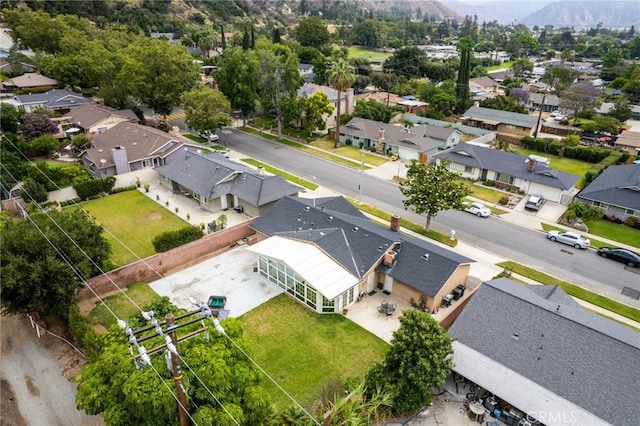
[459,179,508,204]
[310,139,389,166]
[511,147,592,179]
[487,61,513,71]
[346,45,392,62]
[241,158,319,190]
[497,261,640,323]
[584,220,640,249]
[239,295,389,409]
[88,282,161,329]
[76,191,189,267]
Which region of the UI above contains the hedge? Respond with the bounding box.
[520,137,611,163]
[73,177,116,200]
[152,226,203,252]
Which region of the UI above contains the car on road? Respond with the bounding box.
[199,130,219,142]
[597,247,640,267]
[463,202,491,217]
[546,231,590,249]
[524,194,544,211]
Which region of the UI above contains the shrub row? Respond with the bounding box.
[152,226,203,253]
[73,177,116,200]
[521,137,611,163]
[110,185,136,194]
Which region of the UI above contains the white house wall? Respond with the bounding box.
[527,182,563,203]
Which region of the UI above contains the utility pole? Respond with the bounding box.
[166,314,189,426]
[386,69,392,106]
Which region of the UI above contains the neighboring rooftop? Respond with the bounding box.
[577,163,640,210]
[462,106,538,129]
[449,278,640,426]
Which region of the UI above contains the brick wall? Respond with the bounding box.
[78,220,256,300]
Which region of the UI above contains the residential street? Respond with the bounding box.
[0,315,103,426]
[219,127,640,307]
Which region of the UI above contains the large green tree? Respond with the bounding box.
[364,310,453,414]
[182,85,232,135]
[118,39,200,116]
[353,99,396,123]
[1,210,111,318]
[302,91,334,135]
[328,58,356,147]
[215,47,260,124]
[294,16,330,49]
[76,316,273,425]
[560,83,601,124]
[399,160,470,231]
[255,42,302,140]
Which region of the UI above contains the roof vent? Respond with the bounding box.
[512,333,519,340]
[352,226,359,232]
[304,206,310,212]
[378,246,383,251]
[421,253,430,260]
[298,213,302,221]
[319,231,324,236]
[327,216,333,221]
[100,159,107,164]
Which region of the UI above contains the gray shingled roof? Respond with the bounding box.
[577,164,640,211]
[15,89,95,110]
[432,143,580,190]
[154,152,300,207]
[342,117,457,152]
[251,196,473,294]
[449,278,640,426]
[67,103,138,129]
[463,106,538,129]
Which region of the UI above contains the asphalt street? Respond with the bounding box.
[219,127,640,305]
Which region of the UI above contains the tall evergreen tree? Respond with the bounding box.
[455,37,473,113]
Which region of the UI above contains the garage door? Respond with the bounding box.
[527,182,562,203]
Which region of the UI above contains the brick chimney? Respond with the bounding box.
[528,157,537,172]
[390,215,401,232]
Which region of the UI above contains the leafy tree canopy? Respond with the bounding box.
[480,95,528,114]
[294,16,330,49]
[399,160,470,230]
[76,316,274,426]
[18,113,59,140]
[182,85,232,134]
[353,99,396,123]
[215,47,260,119]
[1,209,111,318]
[302,91,334,134]
[364,310,453,414]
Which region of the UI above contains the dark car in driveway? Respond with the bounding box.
[597,247,640,267]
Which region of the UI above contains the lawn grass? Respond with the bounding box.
[77,191,189,267]
[88,282,161,329]
[487,61,513,71]
[241,158,319,190]
[459,179,508,204]
[497,261,640,323]
[346,45,392,62]
[41,160,74,168]
[239,294,389,409]
[584,220,640,249]
[310,139,389,166]
[540,223,628,249]
[511,147,593,179]
[183,133,208,143]
[241,127,372,170]
[348,198,457,247]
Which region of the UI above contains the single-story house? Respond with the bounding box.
[575,163,640,221]
[461,106,538,138]
[613,130,640,154]
[432,143,580,203]
[469,77,501,93]
[540,120,582,137]
[248,196,474,314]
[0,58,37,73]
[8,88,95,113]
[298,63,314,83]
[449,278,640,426]
[339,117,461,161]
[65,103,138,135]
[4,73,57,90]
[154,152,301,217]
[298,83,354,130]
[81,122,203,178]
[527,92,560,112]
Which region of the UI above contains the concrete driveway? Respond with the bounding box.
[149,247,283,316]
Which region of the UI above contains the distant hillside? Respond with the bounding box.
[446,1,552,25]
[363,0,463,21]
[521,1,640,29]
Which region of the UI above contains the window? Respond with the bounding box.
[464,165,473,173]
[142,159,152,168]
[322,296,335,313]
[97,127,107,133]
[495,173,514,185]
[505,124,515,130]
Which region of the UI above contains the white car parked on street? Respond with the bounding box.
[463,202,491,217]
[546,231,590,249]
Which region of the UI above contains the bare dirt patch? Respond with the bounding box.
[0,379,27,426]
[146,212,163,221]
[24,375,40,397]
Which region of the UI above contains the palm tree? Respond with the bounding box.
[328,58,355,148]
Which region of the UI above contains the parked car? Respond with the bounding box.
[524,194,544,211]
[546,231,590,249]
[198,130,219,142]
[463,202,491,217]
[597,247,640,267]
